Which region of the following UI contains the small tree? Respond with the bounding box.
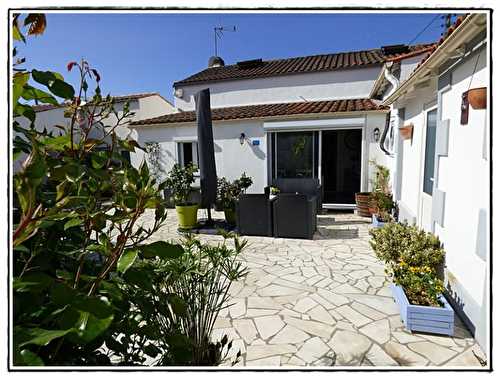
[164,163,197,206]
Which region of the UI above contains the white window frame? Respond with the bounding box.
[177,141,199,169]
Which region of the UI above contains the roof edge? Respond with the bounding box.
[173,62,384,88]
[383,14,486,106]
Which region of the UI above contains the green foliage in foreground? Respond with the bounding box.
[12,22,248,365]
[114,233,248,365]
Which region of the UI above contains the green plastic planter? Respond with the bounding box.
[175,204,199,230]
[224,208,236,226]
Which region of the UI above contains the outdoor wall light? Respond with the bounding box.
[373,128,380,142]
[239,133,246,145]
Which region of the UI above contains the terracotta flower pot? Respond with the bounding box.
[467,87,487,109]
[399,124,414,140]
[368,198,378,215]
[355,192,373,218]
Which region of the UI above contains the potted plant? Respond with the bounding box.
[370,223,454,336]
[216,173,253,225]
[370,191,394,228]
[355,192,372,217]
[269,186,280,199]
[165,163,199,230]
[356,161,391,218]
[399,123,414,140]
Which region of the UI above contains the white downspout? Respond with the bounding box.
[379,62,399,156]
[381,62,402,200]
[384,62,399,97]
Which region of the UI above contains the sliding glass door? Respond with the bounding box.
[269,128,362,206]
[321,129,362,204]
[271,131,319,179]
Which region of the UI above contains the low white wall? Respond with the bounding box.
[174,66,382,111]
[435,47,488,351]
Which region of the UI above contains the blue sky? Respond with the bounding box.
[19,12,448,103]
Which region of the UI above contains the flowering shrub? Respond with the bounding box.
[393,264,445,307]
[369,222,445,306]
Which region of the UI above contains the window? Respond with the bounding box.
[275,132,314,178]
[423,109,437,195]
[178,142,199,168]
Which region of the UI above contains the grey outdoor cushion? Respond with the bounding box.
[272,193,317,239]
[236,194,274,237]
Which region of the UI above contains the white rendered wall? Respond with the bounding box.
[365,112,392,191]
[132,113,388,196]
[132,120,268,193]
[137,96,176,119]
[399,54,427,83]
[395,86,437,218]
[174,66,382,111]
[435,47,488,351]
[14,95,175,171]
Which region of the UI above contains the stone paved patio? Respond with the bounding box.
[141,209,486,368]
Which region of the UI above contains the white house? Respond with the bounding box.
[374,13,489,352]
[15,92,176,171]
[129,12,490,353]
[130,44,433,208]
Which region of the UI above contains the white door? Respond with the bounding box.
[419,108,438,231]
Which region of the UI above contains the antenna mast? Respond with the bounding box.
[440,13,457,35]
[214,25,236,56]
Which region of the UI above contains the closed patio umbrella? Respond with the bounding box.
[195,88,217,224]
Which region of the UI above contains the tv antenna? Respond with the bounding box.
[440,14,457,35]
[214,25,236,56]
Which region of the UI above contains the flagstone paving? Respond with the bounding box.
[141,209,487,368]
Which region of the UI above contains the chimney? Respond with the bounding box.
[208,56,225,68]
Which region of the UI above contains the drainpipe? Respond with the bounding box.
[379,62,399,155]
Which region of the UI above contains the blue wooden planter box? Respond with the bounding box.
[372,214,387,228]
[390,284,455,336]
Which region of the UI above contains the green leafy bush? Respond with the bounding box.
[12,15,246,367]
[13,58,170,364]
[164,163,197,206]
[216,173,253,210]
[393,264,445,307]
[371,191,395,222]
[369,160,390,193]
[113,233,248,365]
[369,222,446,306]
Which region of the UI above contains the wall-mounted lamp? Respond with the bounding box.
[373,128,380,143]
[239,133,246,145]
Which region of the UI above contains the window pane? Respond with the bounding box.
[179,142,198,166]
[276,132,313,178]
[423,109,437,195]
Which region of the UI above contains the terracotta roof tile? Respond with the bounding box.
[174,44,433,86]
[130,98,388,126]
[413,15,469,70]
